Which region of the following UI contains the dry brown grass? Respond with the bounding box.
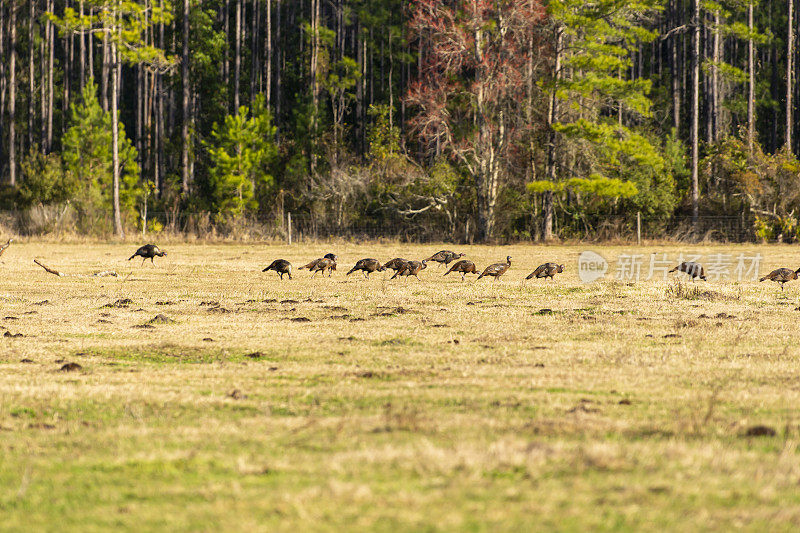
[2,242,800,530]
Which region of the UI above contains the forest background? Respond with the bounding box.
[0,0,799,242]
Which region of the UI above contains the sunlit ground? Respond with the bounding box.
[1,241,800,530]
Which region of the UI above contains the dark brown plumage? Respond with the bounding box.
[443,259,478,281]
[668,261,707,281]
[391,260,428,280]
[383,258,410,272]
[526,262,564,280]
[300,253,338,271]
[759,267,800,290]
[309,257,336,277]
[347,258,385,278]
[477,256,511,280]
[262,259,292,280]
[128,244,167,265]
[424,250,465,267]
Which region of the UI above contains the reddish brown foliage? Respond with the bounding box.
[405,0,548,239]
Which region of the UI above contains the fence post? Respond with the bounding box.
[287,213,292,245]
[636,211,641,245]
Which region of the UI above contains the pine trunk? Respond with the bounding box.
[79,0,85,89]
[65,0,73,137]
[265,0,271,107]
[40,3,47,149]
[155,0,165,194]
[101,28,109,111]
[9,0,17,186]
[691,0,700,226]
[671,0,681,134]
[543,27,562,241]
[111,37,124,237]
[709,10,719,143]
[234,0,241,110]
[275,0,281,127]
[181,0,190,196]
[310,0,320,174]
[28,0,34,149]
[251,0,259,105]
[748,2,755,150]
[0,2,5,177]
[46,0,54,152]
[787,0,794,149]
[88,7,94,81]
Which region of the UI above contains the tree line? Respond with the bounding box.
[0,0,799,241]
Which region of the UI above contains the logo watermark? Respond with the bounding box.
[577,251,763,283]
[578,251,608,283]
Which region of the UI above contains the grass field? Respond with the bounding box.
[2,241,800,531]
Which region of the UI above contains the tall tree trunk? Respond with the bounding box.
[79,0,85,89]
[275,0,281,127]
[748,1,755,150]
[155,0,165,195]
[28,0,34,149]
[234,0,241,110]
[671,0,681,134]
[788,0,794,149]
[223,0,229,84]
[357,26,365,154]
[543,27,562,241]
[265,0,271,107]
[136,3,145,160]
[0,1,6,178]
[111,36,123,237]
[136,65,143,159]
[251,0,259,105]
[526,24,535,184]
[309,0,319,174]
[101,26,109,110]
[9,0,17,186]
[691,0,700,227]
[65,0,73,138]
[88,7,94,81]
[40,3,47,149]
[709,10,720,143]
[181,0,190,196]
[771,0,779,151]
[47,0,54,152]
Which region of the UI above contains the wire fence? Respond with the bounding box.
[0,205,761,243]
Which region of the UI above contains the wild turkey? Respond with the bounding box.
[477,256,511,281]
[425,250,465,267]
[300,253,338,271]
[443,259,479,281]
[262,259,292,280]
[128,244,167,265]
[391,260,428,280]
[383,258,410,272]
[759,267,800,290]
[668,261,707,281]
[0,238,13,258]
[347,258,385,278]
[309,257,336,277]
[526,263,564,281]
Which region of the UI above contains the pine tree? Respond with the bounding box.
[205,95,277,218]
[62,81,141,229]
[52,0,174,236]
[529,0,665,237]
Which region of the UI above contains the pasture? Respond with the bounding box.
[1,241,800,531]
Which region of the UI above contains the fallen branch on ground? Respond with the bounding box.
[0,239,14,258]
[34,259,118,278]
